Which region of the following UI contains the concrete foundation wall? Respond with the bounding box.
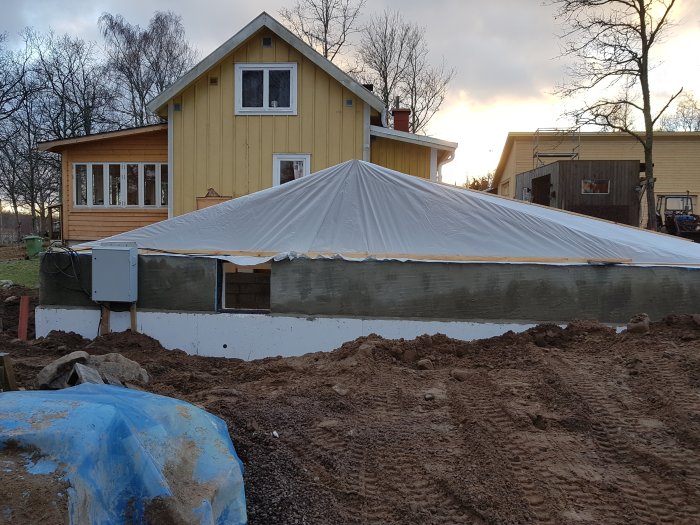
[271,259,700,323]
[36,306,537,359]
[40,253,219,312]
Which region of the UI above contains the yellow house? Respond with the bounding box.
[493,129,700,223]
[40,12,457,243]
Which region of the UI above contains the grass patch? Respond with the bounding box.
[0,257,40,288]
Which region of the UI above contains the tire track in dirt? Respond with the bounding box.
[547,353,700,523]
[350,379,478,524]
[449,369,557,524]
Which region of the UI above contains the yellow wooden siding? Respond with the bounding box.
[60,130,168,242]
[370,137,431,179]
[172,29,365,216]
[500,134,700,199]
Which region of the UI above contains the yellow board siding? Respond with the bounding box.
[172,29,365,216]
[498,133,700,198]
[60,129,168,242]
[370,137,432,179]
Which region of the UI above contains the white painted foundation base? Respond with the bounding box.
[36,306,538,360]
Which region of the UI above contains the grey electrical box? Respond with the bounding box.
[92,244,138,302]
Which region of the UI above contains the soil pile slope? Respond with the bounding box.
[3,317,700,524]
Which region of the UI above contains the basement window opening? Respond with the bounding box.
[222,263,271,312]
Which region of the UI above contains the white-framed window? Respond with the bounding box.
[235,63,297,115]
[73,162,168,208]
[273,154,311,186]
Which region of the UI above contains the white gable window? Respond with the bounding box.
[235,63,297,115]
[272,154,310,186]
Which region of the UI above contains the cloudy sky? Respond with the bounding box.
[2,0,699,184]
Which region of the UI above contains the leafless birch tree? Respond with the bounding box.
[358,10,453,134]
[553,0,681,229]
[659,92,700,131]
[99,11,196,126]
[280,0,365,62]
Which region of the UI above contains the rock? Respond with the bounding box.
[102,372,125,386]
[627,313,650,334]
[424,393,435,401]
[36,350,90,389]
[416,358,433,370]
[3,296,17,304]
[317,419,340,429]
[87,353,149,384]
[331,384,349,396]
[693,314,700,327]
[451,368,471,382]
[0,280,13,288]
[67,362,105,386]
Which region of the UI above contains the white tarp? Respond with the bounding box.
[80,160,700,267]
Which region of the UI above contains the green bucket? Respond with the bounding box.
[23,235,44,258]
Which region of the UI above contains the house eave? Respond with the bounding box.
[37,124,168,152]
[369,125,457,151]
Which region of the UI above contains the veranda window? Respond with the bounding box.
[73,162,168,208]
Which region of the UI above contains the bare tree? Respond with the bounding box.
[553,0,681,230]
[0,126,27,240]
[0,34,29,125]
[280,0,365,62]
[29,30,115,138]
[99,11,197,127]
[358,10,453,134]
[400,39,454,134]
[358,11,419,114]
[659,92,700,131]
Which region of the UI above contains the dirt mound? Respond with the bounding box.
[0,285,38,338]
[5,316,700,524]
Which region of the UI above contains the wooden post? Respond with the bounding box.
[18,296,30,341]
[0,354,18,391]
[130,303,137,333]
[99,305,110,336]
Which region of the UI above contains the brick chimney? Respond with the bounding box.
[392,107,411,132]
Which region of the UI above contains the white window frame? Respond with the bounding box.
[72,162,167,208]
[235,63,297,115]
[272,154,311,186]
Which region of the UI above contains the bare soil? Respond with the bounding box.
[0,244,26,262]
[2,285,700,524]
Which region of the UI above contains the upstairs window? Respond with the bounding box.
[235,63,297,115]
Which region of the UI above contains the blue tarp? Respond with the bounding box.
[0,384,247,524]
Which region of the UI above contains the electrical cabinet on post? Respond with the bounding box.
[91,244,138,302]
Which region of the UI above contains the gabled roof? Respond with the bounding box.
[80,160,700,267]
[37,124,167,152]
[147,12,386,115]
[370,125,457,151]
